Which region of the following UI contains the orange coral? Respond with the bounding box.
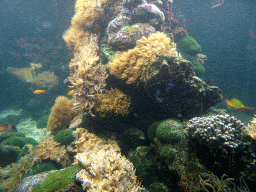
[47,96,77,135]
[95,88,131,117]
[107,32,179,84]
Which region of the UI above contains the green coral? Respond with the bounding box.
[0,144,22,166]
[177,35,201,56]
[32,165,82,192]
[155,119,184,144]
[148,121,161,141]
[148,182,169,192]
[1,136,38,148]
[176,35,205,76]
[159,144,177,164]
[28,159,63,176]
[54,128,74,146]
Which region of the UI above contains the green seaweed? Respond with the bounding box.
[32,165,82,192]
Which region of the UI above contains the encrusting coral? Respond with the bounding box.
[95,88,131,117]
[73,128,144,191]
[107,32,179,84]
[69,33,108,115]
[47,96,77,135]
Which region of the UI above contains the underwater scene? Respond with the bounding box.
[0,0,256,191]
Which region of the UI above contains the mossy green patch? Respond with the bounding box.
[0,144,22,166]
[1,136,38,148]
[54,129,74,146]
[28,159,63,176]
[177,35,201,56]
[156,119,183,144]
[32,165,82,192]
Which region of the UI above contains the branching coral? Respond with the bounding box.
[31,136,71,167]
[63,0,123,52]
[47,96,77,135]
[246,115,256,140]
[69,34,108,115]
[95,88,131,117]
[107,32,178,84]
[73,128,143,191]
[73,128,120,154]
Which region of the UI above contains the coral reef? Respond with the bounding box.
[0,154,34,191]
[130,55,222,118]
[176,35,205,76]
[95,88,131,117]
[246,115,256,140]
[185,114,256,182]
[186,114,245,148]
[47,96,76,135]
[31,136,71,167]
[72,128,143,191]
[155,119,184,144]
[76,148,144,191]
[73,128,120,154]
[69,33,108,115]
[7,67,34,83]
[54,128,74,146]
[108,32,178,84]
[32,165,82,192]
[63,0,123,52]
[107,2,165,49]
[30,71,59,90]
[8,63,59,91]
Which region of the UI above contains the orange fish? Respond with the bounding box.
[33,90,45,94]
[67,90,75,96]
[225,98,254,111]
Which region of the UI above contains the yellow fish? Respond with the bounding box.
[33,90,45,94]
[225,98,254,111]
[67,90,75,96]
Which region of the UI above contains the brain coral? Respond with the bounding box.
[107,32,178,84]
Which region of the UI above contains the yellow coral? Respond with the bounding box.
[7,67,34,82]
[73,128,143,191]
[32,136,71,167]
[31,71,59,90]
[108,32,178,84]
[246,115,256,140]
[95,88,131,117]
[69,33,108,115]
[63,0,123,52]
[47,96,77,135]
